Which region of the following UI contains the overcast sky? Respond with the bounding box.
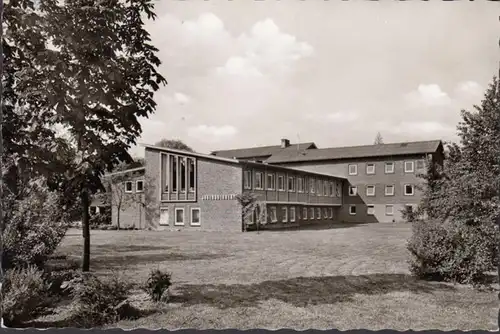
[131,0,498,157]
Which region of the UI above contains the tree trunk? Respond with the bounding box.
[116,205,121,230]
[81,189,90,272]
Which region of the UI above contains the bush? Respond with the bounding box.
[2,179,69,270]
[407,219,498,284]
[143,269,172,302]
[72,273,133,327]
[90,212,111,229]
[2,266,51,326]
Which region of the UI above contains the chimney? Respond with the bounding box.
[281,138,290,148]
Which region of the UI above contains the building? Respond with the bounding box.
[213,138,445,223]
[96,138,444,230]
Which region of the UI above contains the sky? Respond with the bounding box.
[131,0,499,157]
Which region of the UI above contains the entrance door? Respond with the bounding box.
[160,208,169,226]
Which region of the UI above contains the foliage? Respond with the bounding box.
[373,132,384,145]
[154,139,195,152]
[407,219,498,284]
[409,76,500,284]
[2,266,51,326]
[89,212,112,229]
[2,178,69,271]
[236,193,268,232]
[143,268,172,302]
[72,273,132,327]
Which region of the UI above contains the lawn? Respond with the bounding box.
[52,223,498,330]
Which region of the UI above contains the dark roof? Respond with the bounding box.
[266,140,443,163]
[211,142,317,160]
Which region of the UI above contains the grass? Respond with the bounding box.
[47,223,498,330]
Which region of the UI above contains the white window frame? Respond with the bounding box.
[303,207,308,220]
[159,208,169,226]
[255,172,263,190]
[367,205,375,216]
[281,207,288,223]
[348,186,358,196]
[124,181,133,193]
[288,176,295,192]
[404,161,415,173]
[174,208,185,226]
[290,207,296,222]
[385,162,395,174]
[330,182,334,197]
[349,205,356,215]
[404,184,415,196]
[136,180,144,193]
[366,163,375,175]
[323,208,328,219]
[316,180,322,195]
[266,173,276,190]
[348,164,358,176]
[336,182,341,197]
[316,207,321,220]
[310,178,315,193]
[278,175,285,192]
[416,159,426,171]
[329,207,333,219]
[270,206,277,223]
[385,185,395,196]
[385,205,394,216]
[244,170,252,189]
[190,208,201,226]
[309,207,315,219]
[366,185,375,197]
[297,177,304,193]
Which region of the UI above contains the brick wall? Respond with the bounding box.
[144,148,243,232]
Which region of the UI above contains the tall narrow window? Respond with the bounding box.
[336,182,341,197]
[303,207,308,220]
[244,170,252,189]
[270,206,277,222]
[297,177,304,193]
[255,172,263,190]
[310,178,315,193]
[278,175,285,191]
[330,182,334,197]
[317,180,322,195]
[348,164,358,175]
[290,207,296,222]
[188,158,195,192]
[125,181,133,193]
[282,207,288,222]
[180,157,186,192]
[288,176,295,192]
[171,155,177,192]
[267,173,276,190]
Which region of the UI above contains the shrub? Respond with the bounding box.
[2,266,50,326]
[72,273,133,327]
[407,219,498,284]
[90,212,111,229]
[2,179,69,270]
[143,269,172,302]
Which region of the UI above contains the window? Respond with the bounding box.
[316,180,322,195]
[329,207,333,219]
[366,185,375,197]
[385,185,395,196]
[416,159,425,170]
[171,155,177,192]
[247,209,254,225]
[159,208,169,226]
[136,180,144,193]
[303,207,308,220]
[163,153,197,196]
[330,182,334,197]
[255,172,263,190]
[188,158,195,192]
[367,205,375,215]
[348,186,358,196]
[125,181,133,193]
[404,184,415,196]
[175,208,184,226]
[336,182,341,197]
[316,207,321,219]
[385,162,394,174]
[310,178,315,193]
[366,163,375,175]
[348,164,358,175]
[244,170,252,189]
[323,181,328,196]
[404,161,414,173]
[270,206,277,222]
[323,208,328,219]
[385,205,394,216]
[309,207,314,219]
[267,173,276,190]
[180,157,187,192]
[288,176,295,192]
[278,175,285,191]
[349,205,356,215]
[297,177,304,193]
[191,208,201,226]
[281,207,288,223]
[405,204,414,213]
[290,207,296,222]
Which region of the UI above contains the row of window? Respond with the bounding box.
[348,184,415,197]
[248,206,335,224]
[348,160,425,176]
[244,170,341,197]
[348,204,415,216]
[124,180,144,193]
[162,153,196,193]
[160,207,201,226]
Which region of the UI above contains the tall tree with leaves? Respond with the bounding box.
[374,132,384,145]
[4,0,167,271]
[154,139,194,152]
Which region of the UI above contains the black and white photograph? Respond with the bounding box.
[1,0,499,331]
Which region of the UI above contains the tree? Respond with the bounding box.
[154,139,194,152]
[235,193,267,233]
[374,132,384,145]
[4,0,166,272]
